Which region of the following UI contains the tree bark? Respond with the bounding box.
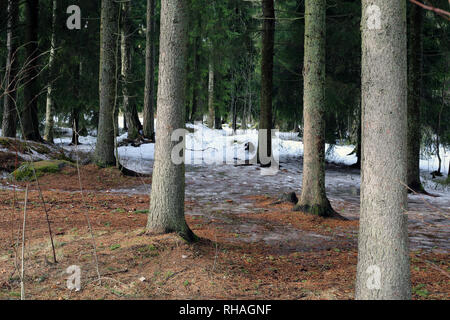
[71,108,80,145]
[356,0,411,300]
[94,0,118,166]
[190,34,201,122]
[1,0,19,138]
[143,0,156,140]
[207,53,215,129]
[406,4,425,192]
[44,0,57,143]
[71,61,83,146]
[257,0,275,166]
[22,0,42,142]
[121,0,142,140]
[434,78,446,176]
[146,0,195,242]
[294,0,335,217]
[352,98,362,169]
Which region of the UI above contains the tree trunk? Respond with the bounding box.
[71,108,80,145]
[355,0,411,300]
[143,0,156,140]
[146,0,195,242]
[406,4,424,192]
[190,38,200,122]
[434,78,446,176]
[232,98,237,134]
[44,0,57,143]
[207,53,215,129]
[447,159,449,179]
[94,0,118,166]
[190,46,200,121]
[22,0,42,142]
[257,0,275,166]
[1,0,19,138]
[121,0,142,140]
[353,98,362,169]
[214,113,222,130]
[294,0,335,217]
[123,115,128,131]
[71,61,83,146]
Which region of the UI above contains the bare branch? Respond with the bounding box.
[409,0,450,20]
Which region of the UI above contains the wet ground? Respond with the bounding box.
[1,156,448,299]
[115,156,450,253]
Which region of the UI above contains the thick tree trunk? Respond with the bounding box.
[44,0,57,143]
[22,0,42,142]
[294,0,335,217]
[257,0,275,166]
[1,0,19,138]
[146,0,195,242]
[94,0,118,166]
[143,0,156,140]
[356,0,411,300]
[406,4,424,192]
[207,54,215,129]
[121,0,142,140]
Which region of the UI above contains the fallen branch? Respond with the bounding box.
[400,180,450,220]
[425,259,450,279]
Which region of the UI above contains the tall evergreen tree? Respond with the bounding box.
[207,47,215,129]
[146,0,195,242]
[407,3,425,192]
[121,0,142,140]
[22,0,42,141]
[294,0,335,217]
[143,0,156,141]
[44,0,57,143]
[95,0,118,166]
[1,0,19,138]
[356,0,411,299]
[257,0,275,166]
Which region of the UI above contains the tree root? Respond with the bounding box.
[293,201,347,220]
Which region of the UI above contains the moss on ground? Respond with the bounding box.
[11,160,74,181]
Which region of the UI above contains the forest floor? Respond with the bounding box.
[0,158,449,300]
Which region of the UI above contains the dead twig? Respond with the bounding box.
[400,181,450,220]
[20,184,29,300]
[424,259,450,279]
[74,121,102,283]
